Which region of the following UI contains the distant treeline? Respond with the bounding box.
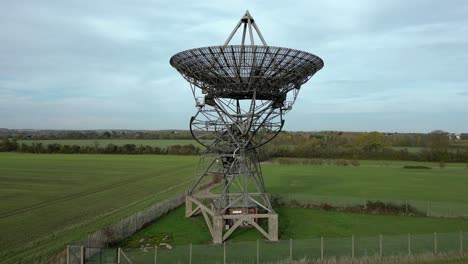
[0,129,194,140]
[1,130,468,163]
[2,129,468,144]
[257,131,468,163]
[0,139,200,155]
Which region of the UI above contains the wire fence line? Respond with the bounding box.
[273,193,468,218]
[61,193,468,263]
[70,181,215,249]
[77,194,186,249]
[42,193,186,264]
[67,231,468,264]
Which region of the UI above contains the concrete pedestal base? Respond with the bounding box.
[185,195,278,243]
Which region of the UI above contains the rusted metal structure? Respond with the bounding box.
[170,11,323,243]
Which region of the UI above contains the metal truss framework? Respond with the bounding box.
[170,11,324,243]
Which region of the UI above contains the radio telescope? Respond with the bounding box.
[170,11,324,243]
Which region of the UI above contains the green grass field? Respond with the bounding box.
[0,153,198,263]
[262,164,468,203]
[17,139,202,148]
[2,153,468,263]
[124,207,468,245]
[119,207,468,263]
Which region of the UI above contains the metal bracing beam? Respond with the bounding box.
[189,196,215,216]
[248,218,271,240]
[247,17,255,46]
[222,214,272,220]
[189,157,218,194]
[222,215,248,241]
[252,21,267,46]
[224,19,243,47]
[188,206,201,217]
[201,209,214,238]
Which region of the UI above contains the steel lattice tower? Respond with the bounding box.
[170,11,324,243]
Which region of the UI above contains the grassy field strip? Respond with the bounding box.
[2,178,192,263]
[0,154,199,263]
[1,180,193,263]
[3,169,193,248]
[262,165,468,204]
[0,163,193,219]
[122,207,468,246]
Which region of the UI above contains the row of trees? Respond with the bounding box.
[2,129,467,145]
[258,131,468,162]
[1,129,194,140]
[2,131,468,162]
[0,139,200,155]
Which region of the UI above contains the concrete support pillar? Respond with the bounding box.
[185,196,192,217]
[268,214,278,241]
[213,216,224,244]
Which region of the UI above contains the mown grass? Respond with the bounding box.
[124,206,468,247]
[0,153,198,263]
[17,139,202,148]
[262,165,468,203]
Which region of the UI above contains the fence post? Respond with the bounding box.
[121,219,125,237]
[427,201,430,216]
[66,245,70,264]
[321,237,324,260]
[460,231,463,254]
[224,242,226,264]
[257,240,259,264]
[290,238,293,262]
[379,234,383,258]
[80,245,84,264]
[133,214,137,233]
[408,234,411,256]
[146,208,149,224]
[434,232,438,255]
[189,243,192,264]
[352,235,355,259]
[405,201,408,214]
[154,246,157,264]
[117,248,121,264]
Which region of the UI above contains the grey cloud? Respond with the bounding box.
[1,0,467,132]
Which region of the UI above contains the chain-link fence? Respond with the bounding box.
[68,231,467,263]
[274,193,468,218]
[71,194,186,250]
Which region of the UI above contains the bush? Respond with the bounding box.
[335,159,349,166]
[403,165,431,169]
[439,161,446,169]
[0,138,18,152]
[350,159,360,166]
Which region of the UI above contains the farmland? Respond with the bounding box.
[122,160,468,245]
[262,163,468,203]
[1,153,468,263]
[0,153,197,262]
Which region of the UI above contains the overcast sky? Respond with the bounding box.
[1,0,467,132]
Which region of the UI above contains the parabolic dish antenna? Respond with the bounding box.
[170,11,323,243]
